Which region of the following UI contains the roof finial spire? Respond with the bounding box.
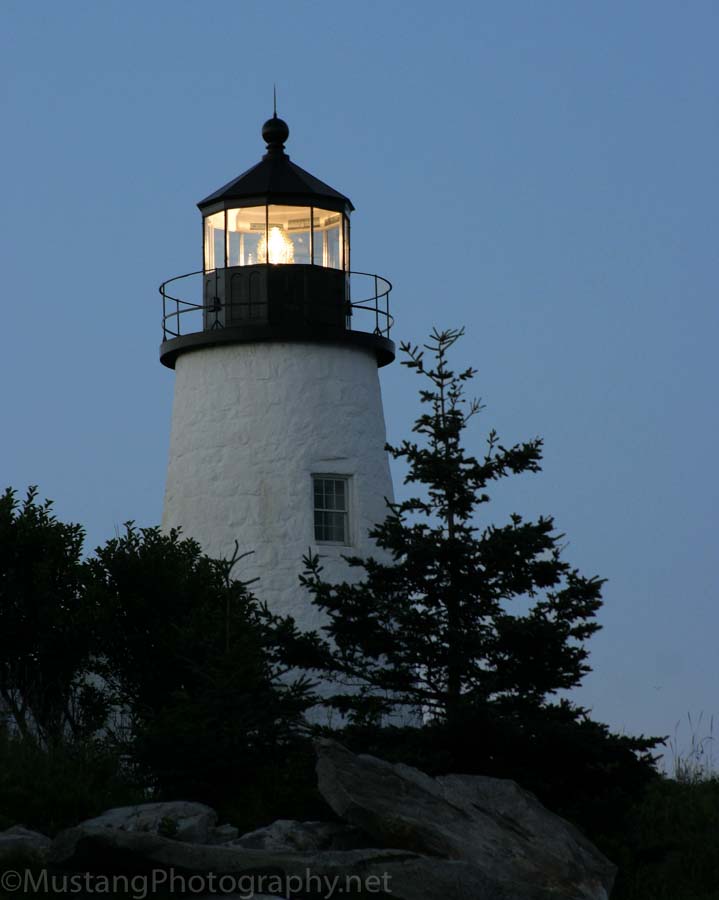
[262,99,289,157]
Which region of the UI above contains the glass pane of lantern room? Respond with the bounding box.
[227,206,266,266]
[204,212,225,271]
[313,209,343,269]
[267,205,311,265]
[284,207,311,265]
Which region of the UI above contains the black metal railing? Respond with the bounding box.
[159,269,393,342]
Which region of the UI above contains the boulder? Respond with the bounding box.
[231,819,371,852]
[316,738,616,900]
[0,825,52,864]
[209,823,241,845]
[48,827,520,899]
[65,800,217,844]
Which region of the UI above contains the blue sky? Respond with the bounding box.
[1,1,717,760]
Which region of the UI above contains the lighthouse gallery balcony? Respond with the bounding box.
[159,267,394,369]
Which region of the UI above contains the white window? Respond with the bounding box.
[313,475,351,544]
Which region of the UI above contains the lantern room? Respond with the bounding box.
[203,205,348,271]
[158,113,394,369]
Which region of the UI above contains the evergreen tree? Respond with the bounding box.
[301,328,605,729]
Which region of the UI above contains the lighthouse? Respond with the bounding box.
[160,114,395,633]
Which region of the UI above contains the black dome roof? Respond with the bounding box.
[197,115,353,215]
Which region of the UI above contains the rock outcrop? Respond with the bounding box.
[316,738,616,899]
[47,741,616,899]
[230,819,371,853]
[0,825,52,865]
[67,800,217,844]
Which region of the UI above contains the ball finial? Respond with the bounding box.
[262,113,289,154]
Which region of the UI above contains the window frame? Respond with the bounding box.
[312,474,352,546]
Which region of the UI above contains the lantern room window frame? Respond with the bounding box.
[202,204,350,274]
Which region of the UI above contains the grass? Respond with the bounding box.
[602,712,719,900]
[665,712,716,784]
[0,728,144,837]
[607,775,719,900]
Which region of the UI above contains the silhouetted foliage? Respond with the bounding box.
[0,495,325,828]
[0,722,141,836]
[87,527,321,816]
[325,700,659,839]
[0,487,107,747]
[300,327,662,839]
[302,328,606,729]
[602,774,719,900]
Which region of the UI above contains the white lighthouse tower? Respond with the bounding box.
[160,114,395,632]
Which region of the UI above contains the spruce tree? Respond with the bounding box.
[301,328,605,730]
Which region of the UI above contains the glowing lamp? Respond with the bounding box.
[258,225,295,265]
